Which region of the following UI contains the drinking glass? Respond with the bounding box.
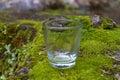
[43,17,82,69]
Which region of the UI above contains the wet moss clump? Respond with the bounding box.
[0,15,120,79]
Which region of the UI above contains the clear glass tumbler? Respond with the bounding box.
[43,17,82,69]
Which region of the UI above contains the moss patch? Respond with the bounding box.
[1,15,120,79]
[27,16,120,80]
[29,54,114,80]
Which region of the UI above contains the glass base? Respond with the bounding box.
[50,61,75,69]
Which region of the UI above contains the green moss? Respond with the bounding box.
[81,28,120,52]
[16,16,119,80]
[29,54,114,80]
[67,16,92,29]
[0,20,42,79]
[101,17,119,29]
[23,16,120,80]
[80,40,108,54]
[0,10,15,22]
[17,20,41,25]
[82,28,120,42]
[16,20,44,66]
[1,14,120,79]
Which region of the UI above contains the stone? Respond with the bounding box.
[107,51,120,61]
[115,73,120,80]
[91,14,103,27]
[16,67,30,75]
[0,0,119,10]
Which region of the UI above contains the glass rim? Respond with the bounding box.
[43,19,82,29]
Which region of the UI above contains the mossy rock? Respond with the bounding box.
[0,16,120,80]
[27,16,120,80]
